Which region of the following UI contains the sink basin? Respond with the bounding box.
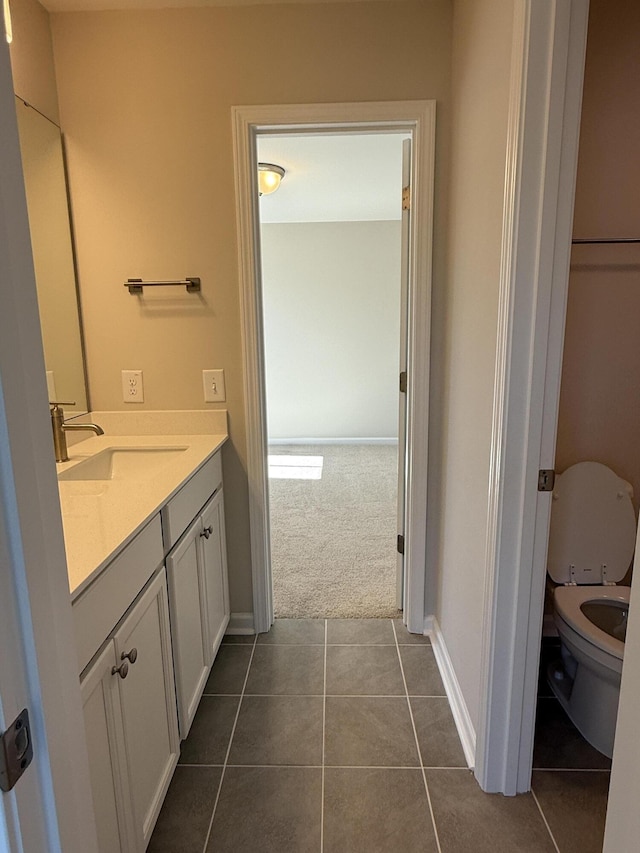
[58,446,188,481]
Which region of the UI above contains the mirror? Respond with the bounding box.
[15,97,88,414]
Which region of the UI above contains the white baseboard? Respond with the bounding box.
[268,437,399,446]
[428,616,476,769]
[226,612,255,635]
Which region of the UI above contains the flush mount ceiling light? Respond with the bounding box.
[258,163,285,196]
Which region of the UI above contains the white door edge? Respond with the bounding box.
[474,0,589,794]
[232,100,436,635]
[396,137,412,611]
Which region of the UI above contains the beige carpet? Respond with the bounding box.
[268,444,399,618]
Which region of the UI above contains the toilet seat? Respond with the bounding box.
[554,585,629,661]
[547,462,636,585]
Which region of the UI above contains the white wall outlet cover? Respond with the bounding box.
[203,369,226,403]
[122,369,144,403]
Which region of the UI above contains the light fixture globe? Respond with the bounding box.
[258,163,285,196]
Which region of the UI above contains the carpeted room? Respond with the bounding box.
[268,443,398,618]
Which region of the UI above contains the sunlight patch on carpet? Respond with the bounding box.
[268,454,324,480]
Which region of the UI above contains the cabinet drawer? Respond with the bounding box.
[161,451,222,550]
[74,515,164,674]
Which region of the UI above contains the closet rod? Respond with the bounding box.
[572,238,640,244]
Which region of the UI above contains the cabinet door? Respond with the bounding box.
[200,489,230,664]
[114,569,179,852]
[81,641,134,853]
[166,518,210,738]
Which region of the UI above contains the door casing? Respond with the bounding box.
[232,100,436,635]
[474,0,590,795]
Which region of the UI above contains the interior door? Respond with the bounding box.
[0,37,98,853]
[396,137,412,609]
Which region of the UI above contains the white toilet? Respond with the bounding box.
[547,461,636,758]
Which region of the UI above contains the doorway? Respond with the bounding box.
[232,101,436,635]
[257,132,407,619]
[527,1,640,838]
[473,9,640,838]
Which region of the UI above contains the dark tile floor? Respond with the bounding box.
[149,620,610,853]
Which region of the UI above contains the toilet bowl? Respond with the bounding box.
[547,462,636,758]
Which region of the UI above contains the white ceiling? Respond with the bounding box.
[257,133,406,224]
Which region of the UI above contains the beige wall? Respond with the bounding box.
[261,220,401,440]
[9,0,59,123]
[434,0,514,728]
[555,0,640,511]
[50,1,452,613]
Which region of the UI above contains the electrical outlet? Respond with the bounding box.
[203,369,226,403]
[122,369,144,403]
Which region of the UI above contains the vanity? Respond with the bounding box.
[59,429,229,853]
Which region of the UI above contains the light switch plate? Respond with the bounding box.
[203,369,225,403]
[122,369,144,403]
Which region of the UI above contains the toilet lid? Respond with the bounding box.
[547,462,637,584]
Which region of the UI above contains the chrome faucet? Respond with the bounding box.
[50,402,104,463]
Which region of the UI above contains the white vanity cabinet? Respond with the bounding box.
[165,520,209,738]
[71,444,229,852]
[165,452,230,738]
[81,642,133,853]
[114,570,179,850]
[79,555,179,853]
[200,489,229,661]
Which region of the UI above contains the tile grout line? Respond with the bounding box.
[320,618,327,853]
[392,618,443,853]
[179,763,469,770]
[200,632,259,853]
[202,692,448,699]
[178,763,469,773]
[530,787,561,853]
[236,642,432,647]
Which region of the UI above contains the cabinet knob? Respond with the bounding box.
[200,525,213,539]
[121,648,138,665]
[112,661,129,679]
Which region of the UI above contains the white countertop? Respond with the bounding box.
[57,433,227,600]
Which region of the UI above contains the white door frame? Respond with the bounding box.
[0,40,98,853]
[232,101,436,635]
[475,0,590,794]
